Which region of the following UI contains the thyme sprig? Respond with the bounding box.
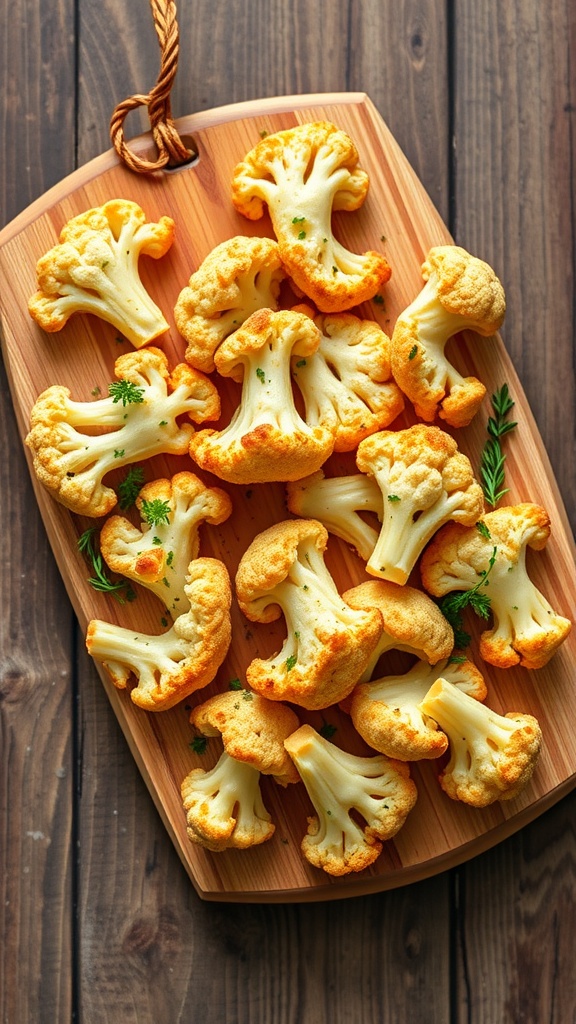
[480,384,517,507]
[78,527,136,603]
[117,465,145,510]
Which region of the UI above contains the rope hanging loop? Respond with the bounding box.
[110,0,196,173]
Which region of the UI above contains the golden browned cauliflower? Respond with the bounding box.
[419,678,542,807]
[25,347,220,517]
[231,121,391,312]
[420,503,572,669]
[284,725,417,876]
[235,519,382,710]
[85,558,232,711]
[28,199,175,347]
[181,690,300,851]
[391,245,506,426]
[290,306,404,451]
[189,308,335,484]
[100,472,232,617]
[355,424,485,584]
[174,235,286,372]
[350,655,487,762]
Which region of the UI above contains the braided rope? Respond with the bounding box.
[110,0,196,173]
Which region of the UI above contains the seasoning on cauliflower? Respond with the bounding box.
[174,235,286,372]
[284,725,417,876]
[390,245,506,427]
[355,424,485,585]
[100,471,232,616]
[231,120,391,313]
[285,469,382,562]
[343,579,455,682]
[28,199,175,347]
[85,558,232,711]
[235,518,382,710]
[350,656,487,762]
[290,306,404,451]
[25,347,220,517]
[181,690,300,850]
[189,307,335,484]
[420,503,572,669]
[419,678,542,806]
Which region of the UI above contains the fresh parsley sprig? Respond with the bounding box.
[140,498,171,527]
[77,527,136,603]
[108,379,145,406]
[480,384,517,507]
[439,525,497,649]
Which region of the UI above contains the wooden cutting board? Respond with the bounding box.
[1,92,575,902]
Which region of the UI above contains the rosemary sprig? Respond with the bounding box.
[480,384,517,506]
[78,527,136,603]
[439,536,497,649]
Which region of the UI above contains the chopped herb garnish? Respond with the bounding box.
[189,735,208,754]
[118,465,145,509]
[295,359,307,368]
[319,722,337,739]
[113,448,125,459]
[160,616,169,627]
[387,494,401,503]
[108,379,145,406]
[229,678,242,690]
[91,385,102,397]
[158,420,168,426]
[373,294,384,305]
[259,129,268,138]
[166,550,174,566]
[292,216,306,224]
[332,266,338,274]
[285,654,297,671]
[152,536,162,546]
[408,344,418,360]
[242,690,253,701]
[140,498,171,527]
[480,384,517,507]
[256,367,266,384]
[298,230,306,240]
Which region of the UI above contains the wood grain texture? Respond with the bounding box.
[2,0,575,1021]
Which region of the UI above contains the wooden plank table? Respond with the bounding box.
[1,0,574,1020]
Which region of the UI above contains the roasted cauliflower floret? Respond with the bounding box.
[235,519,382,710]
[231,121,391,312]
[100,472,232,616]
[420,503,572,669]
[391,245,506,427]
[28,199,175,347]
[85,558,232,711]
[25,347,220,517]
[181,690,300,850]
[343,579,455,682]
[419,678,542,806]
[286,469,382,562]
[355,424,485,584]
[291,307,404,450]
[350,656,487,762]
[284,725,417,876]
[189,307,334,484]
[174,235,286,372]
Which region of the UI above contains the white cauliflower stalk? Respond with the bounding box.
[86,558,232,711]
[286,469,382,562]
[174,235,286,372]
[190,308,335,484]
[231,121,391,312]
[419,678,542,806]
[235,519,382,710]
[420,503,572,669]
[25,347,220,517]
[100,471,232,616]
[291,307,404,450]
[28,199,175,347]
[355,423,485,584]
[284,725,417,876]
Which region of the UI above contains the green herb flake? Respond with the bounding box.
[108,379,145,406]
[373,294,384,305]
[285,654,298,672]
[113,448,125,459]
[476,520,492,540]
[319,722,337,739]
[256,367,266,384]
[408,345,418,361]
[189,735,208,754]
[118,466,145,509]
[295,359,307,368]
[91,385,102,397]
[298,230,306,240]
[292,216,306,224]
[140,498,171,527]
[229,678,242,691]
[160,616,169,627]
[158,419,168,427]
[387,494,401,503]
[152,536,162,546]
[242,690,254,701]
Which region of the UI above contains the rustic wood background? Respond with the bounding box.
[1,0,575,1021]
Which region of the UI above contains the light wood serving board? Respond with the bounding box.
[1,93,575,902]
